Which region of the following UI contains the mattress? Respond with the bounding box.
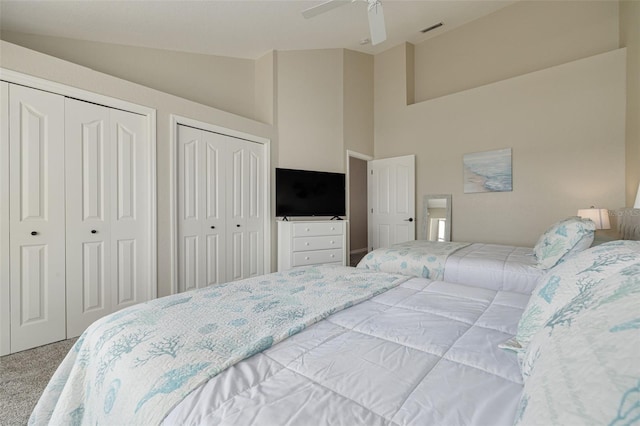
[444,243,543,294]
[165,276,529,425]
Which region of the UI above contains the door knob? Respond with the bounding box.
[30,231,38,236]
[404,218,414,222]
[91,230,97,234]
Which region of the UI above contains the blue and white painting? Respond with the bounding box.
[463,148,512,193]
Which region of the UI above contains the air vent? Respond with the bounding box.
[420,22,443,34]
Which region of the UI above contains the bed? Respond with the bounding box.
[30,239,640,426]
[357,216,597,294]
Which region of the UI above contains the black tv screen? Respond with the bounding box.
[276,168,346,217]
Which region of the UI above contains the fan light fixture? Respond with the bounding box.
[302,0,387,46]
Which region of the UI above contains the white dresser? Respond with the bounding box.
[277,220,347,271]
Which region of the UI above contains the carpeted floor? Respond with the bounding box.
[0,338,77,426]
[349,250,367,266]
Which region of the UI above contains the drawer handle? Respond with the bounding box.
[330,240,335,244]
[91,230,97,234]
[31,231,38,236]
[330,254,335,258]
[211,226,215,229]
[305,228,310,232]
[305,242,309,246]
[331,227,335,230]
[305,256,310,260]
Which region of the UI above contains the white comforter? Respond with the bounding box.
[445,243,543,294]
[165,277,529,425]
[359,242,544,294]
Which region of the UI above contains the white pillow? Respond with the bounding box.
[533,216,596,270]
[514,260,640,425]
[515,240,640,353]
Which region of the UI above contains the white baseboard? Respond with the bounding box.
[350,248,368,255]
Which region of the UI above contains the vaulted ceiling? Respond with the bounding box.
[0,0,517,59]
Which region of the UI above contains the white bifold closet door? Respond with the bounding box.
[65,98,149,338]
[177,125,264,293]
[8,84,67,353]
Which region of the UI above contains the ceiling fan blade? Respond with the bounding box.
[302,0,351,19]
[367,0,386,45]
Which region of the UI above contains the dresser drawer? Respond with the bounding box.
[292,249,343,267]
[293,235,343,251]
[293,222,343,237]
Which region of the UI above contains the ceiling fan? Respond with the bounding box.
[302,0,387,46]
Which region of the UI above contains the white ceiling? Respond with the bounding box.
[0,0,516,60]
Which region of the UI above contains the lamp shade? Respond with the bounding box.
[578,208,611,230]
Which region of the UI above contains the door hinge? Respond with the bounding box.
[371,208,373,213]
[370,170,373,175]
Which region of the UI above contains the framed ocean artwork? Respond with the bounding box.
[463,148,512,193]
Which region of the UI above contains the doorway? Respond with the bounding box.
[348,155,369,266]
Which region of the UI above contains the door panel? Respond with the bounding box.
[229,230,243,281]
[110,109,148,310]
[9,84,66,352]
[116,239,136,304]
[116,123,136,221]
[65,99,111,338]
[177,125,226,291]
[368,155,415,250]
[202,131,226,286]
[177,126,201,293]
[82,241,105,312]
[226,140,264,281]
[0,82,9,355]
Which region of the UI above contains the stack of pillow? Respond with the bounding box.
[507,238,640,425]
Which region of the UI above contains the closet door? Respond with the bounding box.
[66,100,149,337]
[9,84,66,352]
[177,125,226,292]
[226,139,264,282]
[110,109,150,311]
[1,82,10,356]
[65,99,112,337]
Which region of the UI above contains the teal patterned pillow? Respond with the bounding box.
[515,261,640,425]
[515,241,640,354]
[533,217,596,270]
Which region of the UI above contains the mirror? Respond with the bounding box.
[421,194,452,242]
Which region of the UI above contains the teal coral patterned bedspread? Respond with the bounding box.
[29,265,408,426]
[357,240,471,280]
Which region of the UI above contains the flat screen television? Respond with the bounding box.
[276,168,346,217]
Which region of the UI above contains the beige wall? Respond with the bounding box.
[254,51,276,126]
[276,49,345,173]
[375,45,626,247]
[349,156,368,251]
[343,50,374,157]
[0,40,275,297]
[620,1,640,206]
[0,31,256,119]
[414,1,619,102]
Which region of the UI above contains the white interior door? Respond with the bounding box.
[9,84,66,352]
[66,100,149,337]
[1,82,10,355]
[109,108,150,311]
[226,139,264,282]
[368,155,415,250]
[177,125,227,292]
[65,99,112,338]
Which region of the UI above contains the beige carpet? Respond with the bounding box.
[0,338,77,426]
